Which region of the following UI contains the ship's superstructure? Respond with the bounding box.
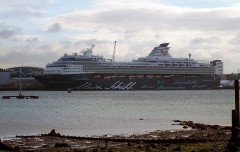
[35,43,222,90]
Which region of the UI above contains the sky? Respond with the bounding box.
[0,0,240,74]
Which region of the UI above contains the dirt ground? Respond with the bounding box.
[0,120,236,152]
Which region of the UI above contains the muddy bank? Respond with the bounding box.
[1,121,232,152]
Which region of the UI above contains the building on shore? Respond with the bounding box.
[0,70,10,84]
[0,67,45,90]
[0,69,13,89]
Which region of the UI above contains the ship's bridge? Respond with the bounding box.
[57,45,104,62]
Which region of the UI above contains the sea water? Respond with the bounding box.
[0,90,235,138]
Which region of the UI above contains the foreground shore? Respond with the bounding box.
[0,121,233,152]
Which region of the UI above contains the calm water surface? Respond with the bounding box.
[0,90,235,138]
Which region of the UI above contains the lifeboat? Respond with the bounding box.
[94,75,101,78]
[111,75,118,78]
[103,76,110,79]
[146,75,153,78]
[136,75,144,78]
[128,75,135,78]
[118,75,126,78]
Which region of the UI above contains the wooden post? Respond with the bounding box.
[232,110,238,140]
[235,80,239,127]
[231,80,240,141]
[228,80,240,150]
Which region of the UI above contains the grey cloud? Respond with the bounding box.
[0,43,61,68]
[48,23,62,33]
[124,29,141,38]
[65,7,240,32]
[177,11,240,31]
[190,37,221,47]
[50,1,240,35]
[26,37,39,43]
[0,50,55,68]
[0,1,51,18]
[229,33,240,45]
[0,29,18,39]
[191,38,211,44]
[0,8,43,19]
[0,39,111,68]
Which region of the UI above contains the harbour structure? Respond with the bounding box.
[0,69,11,85]
[34,43,223,90]
[2,66,39,99]
[0,67,44,90]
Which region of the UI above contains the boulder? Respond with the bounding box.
[0,142,14,151]
[48,129,61,136]
[54,143,70,148]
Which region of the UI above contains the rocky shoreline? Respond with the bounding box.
[0,121,233,152]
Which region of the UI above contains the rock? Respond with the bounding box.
[105,140,108,148]
[188,121,193,125]
[195,123,207,130]
[199,149,210,152]
[162,146,167,150]
[48,129,56,135]
[48,129,61,136]
[191,125,197,129]
[25,150,36,152]
[173,146,181,151]
[139,118,144,120]
[0,142,14,151]
[221,126,231,130]
[211,125,220,130]
[41,144,47,148]
[173,120,181,123]
[146,144,153,151]
[14,146,20,151]
[100,147,106,150]
[150,143,157,148]
[92,149,98,152]
[137,145,143,150]
[54,143,70,148]
[183,125,188,129]
[179,121,186,125]
[74,149,87,152]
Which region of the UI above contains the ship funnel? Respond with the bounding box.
[112,41,117,62]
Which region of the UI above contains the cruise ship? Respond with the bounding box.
[34,43,223,90]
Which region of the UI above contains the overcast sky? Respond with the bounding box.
[0,0,240,74]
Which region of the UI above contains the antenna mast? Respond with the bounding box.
[112,41,116,62]
[90,45,95,50]
[19,64,23,96]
